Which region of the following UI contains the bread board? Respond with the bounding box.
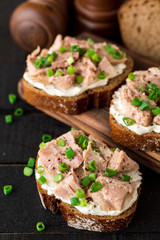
[18,32,160,174]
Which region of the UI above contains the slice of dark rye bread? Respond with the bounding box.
[22,55,133,115]
[110,114,160,152]
[35,157,141,232]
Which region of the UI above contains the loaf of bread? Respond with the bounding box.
[118,0,160,63]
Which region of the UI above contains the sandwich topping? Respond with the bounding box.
[36,130,141,216]
[110,67,160,135]
[24,35,126,97]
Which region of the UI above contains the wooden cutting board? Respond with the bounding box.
[18,32,160,174]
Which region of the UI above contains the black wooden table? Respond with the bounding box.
[0,1,160,239]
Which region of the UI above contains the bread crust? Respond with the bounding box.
[36,157,140,232]
[22,55,133,114]
[110,114,160,152]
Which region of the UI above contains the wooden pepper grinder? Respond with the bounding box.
[10,0,71,52]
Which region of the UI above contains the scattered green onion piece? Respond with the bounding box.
[27,157,35,168]
[147,83,157,90]
[43,58,51,67]
[82,139,88,150]
[55,69,63,77]
[138,85,145,93]
[54,173,63,182]
[123,117,135,126]
[37,166,45,174]
[47,68,53,77]
[76,189,85,198]
[76,135,85,145]
[128,72,135,81]
[132,97,143,107]
[78,48,86,56]
[81,176,90,187]
[95,149,101,154]
[52,51,58,58]
[113,51,123,60]
[14,108,24,117]
[75,75,83,84]
[148,90,158,102]
[67,56,74,65]
[58,163,69,172]
[80,199,87,207]
[39,142,46,149]
[34,59,43,69]
[70,197,80,206]
[5,115,12,124]
[86,48,95,57]
[104,44,115,54]
[58,138,66,147]
[8,94,16,104]
[70,45,79,52]
[67,66,75,74]
[38,175,47,184]
[65,148,76,159]
[105,168,117,177]
[152,106,160,115]
[59,46,66,53]
[42,134,52,143]
[91,140,97,150]
[3,185,12,195]
[91,181,103,192]
[46,55,54,63]
[140,101,152,111]
[88,160,97,172]
[112,148,116,152]
[87,38,94,45]
[36,222,45,232]
[71,127,77,131]
[91,53,102,62]
[98,71,106,79]
[88,173,97,182]
[23,167,33,177]
[121,174,130,182]
[158,67,160,70]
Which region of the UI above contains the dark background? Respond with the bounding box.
[0,1,160,240]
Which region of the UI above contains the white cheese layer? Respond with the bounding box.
[36,157,142,217]
[24,63,126,97]
[110,85,160,135]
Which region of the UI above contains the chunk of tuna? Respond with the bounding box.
[64,36,90,49]
[98,57,116,78]
[48,34,63,53]
[88,176,135,211]
[54,171,82,200]
[153,115,160,125]
[108,149,138,172]
[49,73,75,90]
[51,52,79,69]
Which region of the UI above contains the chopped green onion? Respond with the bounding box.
[88,173,97,182]
[140,101,152,111]
[158,67,160,70]
[113,51,124,60]
[81,176,90,187]
[59,46,66,53]
[86,48,95,57]
[36,222,45,232]
[58,138,66,147]
[58,163,69,172]
[104,44,115,54]
[37,166,45,174]
[78,48,86,56]
[67,56,74,65]
[38,175,47,184]
[148,90,158,102]
[105,168,117,177]
[132,97,143,107]
[71,127,77,131]
[39,142,46,149]
[75,75,83,84]
[14,108,24,117]
[82,139,89,150]
[123,117,135,126]
[91,181,103,192]
[43,58,51,67]
[152,106,160,115]
[23,167,33,177]
[52,51,58,58]
[5,115,12,124]
[121,174,130,182]
[47,68,53,77]
[76,135,85,145]
[76,189,85,198]
[70,197,80,206]
[70,45,79,52]
[87,38,94,45]
[112,148,116,152]
[147,84,157,90]
[80,199,87,207]
[67,66,75,74]
[88,160,97,171]
[95,149,101,154]
[138,85,145,93]
[98,71,106,79]
[55,69,63,77]
[8,94,16,104]
[42,134,52,143]
[34,59,43,69]
[91,53,102,62]
[54,173,63,182]
[46,54,54,63]
[128,72,135,81]
[27,157,35,168]
[3,185,12,195]
[91,140,97,150]
[65,148,76,159]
